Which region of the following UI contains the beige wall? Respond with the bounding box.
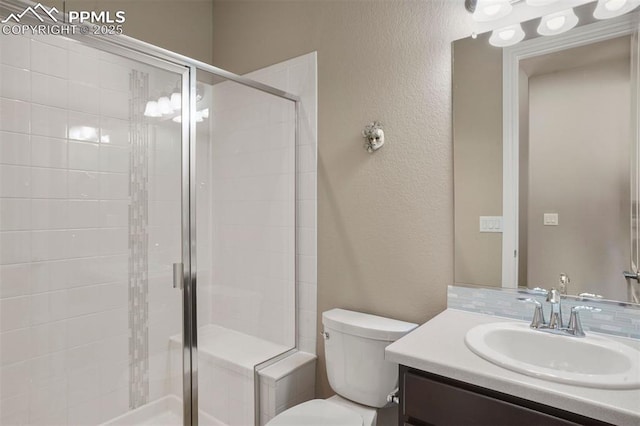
[211,0,470,398]
[45,0,214,63]
[527,58,630,300]
[452,34,502,287]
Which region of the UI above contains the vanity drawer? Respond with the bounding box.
[400,366,611,426]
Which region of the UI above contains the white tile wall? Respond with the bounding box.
[205,52,318,355]
[0,33,184,425]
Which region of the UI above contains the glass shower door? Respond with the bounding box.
[0,29,189,424]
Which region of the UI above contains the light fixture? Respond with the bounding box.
[157,96,173,115]
[489,24,526,47]
[170,92,181,110]
[526,0,560,6]
[144,101,161,118]
[472,0,512,22]
[537,9,578,36]
[594,0,640,19]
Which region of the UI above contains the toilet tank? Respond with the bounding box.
[322,309,418,408]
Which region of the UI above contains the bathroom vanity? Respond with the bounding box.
[385,310,640,426]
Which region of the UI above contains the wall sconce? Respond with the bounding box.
[362,121,385,153]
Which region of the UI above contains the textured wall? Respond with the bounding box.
[211,0,470,398]
[44,0,214,64]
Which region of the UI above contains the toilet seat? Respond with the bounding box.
[266,399,363,426]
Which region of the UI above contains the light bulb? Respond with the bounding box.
[526,0,560,5]
[594,0,640,19]
[537,9,578,35]
[546,15,566,30]
[170,92,181,110]
[157,96,173,115]
[489,24,525,47]
[473,0,512,22]
[499,29,516,40]
[606,0,627,10]
[144,101,161,118]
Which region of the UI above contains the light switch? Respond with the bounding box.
[544,213,559,226]
[480,216,503,233]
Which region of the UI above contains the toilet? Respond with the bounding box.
[267,308,418,426]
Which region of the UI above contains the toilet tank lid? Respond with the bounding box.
[322,309,418,341]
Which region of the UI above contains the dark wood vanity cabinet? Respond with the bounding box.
[398,366,612,426]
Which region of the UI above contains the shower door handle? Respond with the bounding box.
[623,271,639,281]
[173,263,184,289]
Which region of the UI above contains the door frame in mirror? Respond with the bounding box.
[501,14,639,288]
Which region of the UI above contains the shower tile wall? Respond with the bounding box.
[0,33,181,425]
[208,52,317,353]
[247,52,318,354]
[209,89,295,349]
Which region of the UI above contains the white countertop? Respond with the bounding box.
[385,309,640,425]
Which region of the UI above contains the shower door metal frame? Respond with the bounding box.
[0,2,301,424]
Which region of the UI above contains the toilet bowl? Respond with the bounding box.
[266,309,417,426]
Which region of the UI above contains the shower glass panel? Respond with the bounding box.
[0,31,187,424]
[194,70,297,425]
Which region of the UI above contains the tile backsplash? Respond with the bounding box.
[448,285,640,339]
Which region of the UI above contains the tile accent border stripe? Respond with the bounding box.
[448,285,640,339]
[128,69,150,408]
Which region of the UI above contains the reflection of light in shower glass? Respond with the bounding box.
[69,126,99,141]
[489,24,525,47]
[100,134,110,143]
[594,0,640,18]
[172,108,209,123]
[144,101,161,117]
[170,92,181,110]
[157,96,173,115]
[473,0,512,22]
[537,9,578,36]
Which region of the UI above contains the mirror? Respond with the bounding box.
[453,2,640,304]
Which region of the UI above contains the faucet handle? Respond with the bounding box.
[518,297,546,329]
[570,305,602,313]
[567,306,602,337]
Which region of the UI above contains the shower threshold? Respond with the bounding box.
[101,395,224,426]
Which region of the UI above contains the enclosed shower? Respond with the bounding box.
[0,1,318,425]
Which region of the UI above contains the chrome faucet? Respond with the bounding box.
[559,273,570,295]
[546,288,563,329]
[519,289,600,338]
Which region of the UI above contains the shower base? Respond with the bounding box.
[101,395,224,426]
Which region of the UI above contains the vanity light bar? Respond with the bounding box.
[471,0,640,47]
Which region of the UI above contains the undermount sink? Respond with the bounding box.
[465,322,640,389]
